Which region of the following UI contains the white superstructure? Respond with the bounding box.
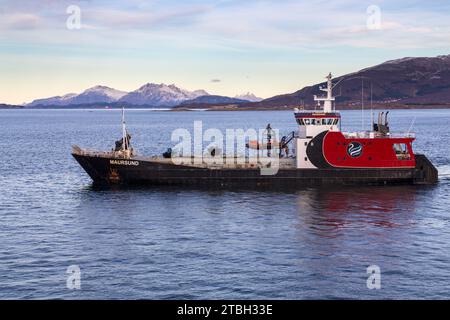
[294,73,341,169]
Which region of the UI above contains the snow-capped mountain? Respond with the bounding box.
[80,85,127,102]
[27,83,270,107]
[28,86,127,107]
[118,83,209,106]
[28,93,78,107]
[234,92,263,102]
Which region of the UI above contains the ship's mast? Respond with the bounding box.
[313,73,335,113]
[122,107,127,151]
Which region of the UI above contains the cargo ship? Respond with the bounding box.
[72,73,438,187]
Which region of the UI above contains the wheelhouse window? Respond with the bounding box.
[297,117,340,126]
[393,143,411,160]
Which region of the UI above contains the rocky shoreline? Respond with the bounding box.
[171,103,450,111]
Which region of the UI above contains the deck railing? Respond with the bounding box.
[71,145,122,157]
[342,131,415,139]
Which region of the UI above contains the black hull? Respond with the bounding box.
[72,153,438,187]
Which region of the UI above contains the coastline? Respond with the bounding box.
[161,103,450,111]
[3,103,450,111]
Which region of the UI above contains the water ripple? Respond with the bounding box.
[0,109,449,299]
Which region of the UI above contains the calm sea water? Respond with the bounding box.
[0,109,449,299]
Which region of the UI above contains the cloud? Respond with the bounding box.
[0,13,43,30]
[1,0,450,50]
[84,5,212,30]
[177,0,450,50]
[317,18,448,49]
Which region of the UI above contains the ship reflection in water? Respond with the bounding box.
[288,185,433,299]
[295,186,418,236]
[73,183,433,299]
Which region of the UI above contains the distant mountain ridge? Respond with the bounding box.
[180,95,248,106]
[234,92,263,102]
[28,86,127,107]
[23,54,450,109]
[27,83,259,107]
[249,54,450,109]
[118,83,209,106]
[0,103,24,109]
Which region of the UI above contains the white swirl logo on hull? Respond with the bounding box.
[347,142,363,158]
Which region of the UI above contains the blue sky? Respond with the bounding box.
[1,0,450,104]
